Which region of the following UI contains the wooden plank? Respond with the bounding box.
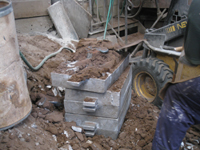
[11,0,51,19]
[48,1,78,40]
[62,0,92,38]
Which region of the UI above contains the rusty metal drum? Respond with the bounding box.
[0,0,32,130]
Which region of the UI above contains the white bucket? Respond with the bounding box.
[0,0,32,130]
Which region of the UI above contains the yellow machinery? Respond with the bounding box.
[127,0,200,108]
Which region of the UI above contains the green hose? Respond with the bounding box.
[103,0,114,39]
[120,0,126,15]
[19,47,74,71]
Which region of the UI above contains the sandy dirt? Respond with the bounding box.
[0,35,199,150]
[109,66,130,92]
[55,38,125,82]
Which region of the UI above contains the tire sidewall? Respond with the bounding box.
[132,65,163,107]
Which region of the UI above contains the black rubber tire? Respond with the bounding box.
[132,57,173,108]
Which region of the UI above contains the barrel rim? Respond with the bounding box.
[0,0,12,18]
[0,107,32,131]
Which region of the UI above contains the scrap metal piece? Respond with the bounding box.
[64,66,132,118]
[51,55,129,93]
[65,87,132,139]
[83,97,98,112]
[66,79,88,87]
[62,0,92,38]
[82,121,97,137]
[48,1,78,40]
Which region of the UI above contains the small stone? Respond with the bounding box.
[119,132,127,139]
[65,128,75,139]
[52,135,57,142]
[86,140,93,144]
[47,126,58,135]
[137,139,146,147]
[46,85,52,89]
[40,109,50,115]
[90,142,103,150]
[9,133,16,140]
[52,88,57,96]
[45,111,63,123]
[74,138,80,144]
[58,87,64,92]
[31,124,38,129]
[109,140,116,147]
[35,142,39,146]
[32,112,38,118]
[71,126,82,133]
[72,144,79,150]
[25,137,31,142]
[82,143,90,148]
[38,113,46,119]
[64,130,69,138]
[59,144,73,150]
[75,132,84,142]
[143,143,152,150]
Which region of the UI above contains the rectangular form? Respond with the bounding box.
[62,0,92,38]
[64,66,132,118]
[65,87,132,140]
[48,1,78,40]
[12,0,51,19]
[51,55,129,93]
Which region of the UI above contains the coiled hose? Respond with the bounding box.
[19,47,74,71]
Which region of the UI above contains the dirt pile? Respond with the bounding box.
[18,34,73,95]
[1,90,200,150]
[56,38,125,82]
[109,66,130,92]
[0,35,199,150]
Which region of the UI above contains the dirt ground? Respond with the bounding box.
[0,35,200,150]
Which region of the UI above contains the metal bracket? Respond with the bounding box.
[83,97,98,112]
[82,121,97,137]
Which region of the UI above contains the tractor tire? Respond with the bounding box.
[132,58,173,108]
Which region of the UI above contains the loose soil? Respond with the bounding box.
[109,66,130,92]
[0,35,199,150]
[55,38,125,82]
[84,97,96,103]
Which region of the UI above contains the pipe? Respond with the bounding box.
[143,40,181,57]
[155,0,161,16]
[125,0,128,44]
[103,0,114,39]
[150,8,167,29]
[19,47,74,71]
